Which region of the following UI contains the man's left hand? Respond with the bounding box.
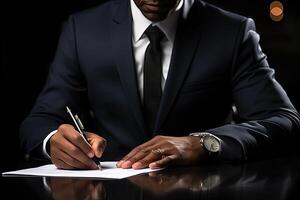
[116,136,207,169]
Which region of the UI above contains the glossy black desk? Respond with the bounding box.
[2,155,300,200]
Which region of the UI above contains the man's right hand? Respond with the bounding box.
[50,124,106,169]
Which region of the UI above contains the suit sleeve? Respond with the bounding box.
[207,18,300,161]
[19,16,89,157]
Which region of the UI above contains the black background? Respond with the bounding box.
[1,0,300,171]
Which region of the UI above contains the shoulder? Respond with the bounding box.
[199,0,248,22]
[197,0,250,28]
[69,0,125,23]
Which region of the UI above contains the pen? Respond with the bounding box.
[66,106,102,170]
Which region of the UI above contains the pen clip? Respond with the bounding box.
[75,115,85,131]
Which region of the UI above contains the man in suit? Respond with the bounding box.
[20,0,300,170]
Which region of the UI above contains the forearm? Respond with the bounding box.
[20,115,61,157]
[207,111,300,160]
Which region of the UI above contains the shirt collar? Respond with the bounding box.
[130,0,193,43]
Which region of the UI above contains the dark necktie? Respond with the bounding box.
[143,25,165,134]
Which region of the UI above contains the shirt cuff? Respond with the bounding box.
[42,130,57,159]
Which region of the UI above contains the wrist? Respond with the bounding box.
[186,136,209,162]
[189,132,222,159]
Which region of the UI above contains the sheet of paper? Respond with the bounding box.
[2,162,163,179]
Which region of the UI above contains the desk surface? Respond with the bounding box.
[1,155,300,200]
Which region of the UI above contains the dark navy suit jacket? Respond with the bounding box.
[20,0,300,160]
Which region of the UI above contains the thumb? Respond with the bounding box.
[91,137,107,158]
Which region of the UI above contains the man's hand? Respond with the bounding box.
[50,124,106,169]
[117,136,206,169]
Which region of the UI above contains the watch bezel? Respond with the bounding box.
[189,132,221,153]
[202,134,221,153]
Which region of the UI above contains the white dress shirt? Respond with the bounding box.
[131,0,183,98]
[42,0,195,158]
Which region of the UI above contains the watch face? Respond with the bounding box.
[204,135,221,153]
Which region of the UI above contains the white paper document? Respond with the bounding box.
[2,162,163,179]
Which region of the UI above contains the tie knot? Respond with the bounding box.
[145,26,165,43]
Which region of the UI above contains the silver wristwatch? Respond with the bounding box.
[189,132,221,154]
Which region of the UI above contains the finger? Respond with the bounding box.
[91,139,106,158]
[51,144,96,169]
[52,158,76,170]
[118,139,174,169]
[149,154,179,169]
[55,135,98,169]
[86,133,107,158]
[118,150,149,168]
[117,140,157,167]
[117,135,167,168]
[131,150,166,169]
[58,124,94,158]
[125,143,175,169]
[58,148,96,169]
[118,143,165,168]
[120,143,162,168]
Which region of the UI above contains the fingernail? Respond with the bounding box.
[116,160,124,167]
[88,152,94,158]
[149,162,158,169]
[132,162,142,169]
[97,151,103,158]
[122,160,132,168]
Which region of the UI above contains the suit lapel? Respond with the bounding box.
[155,1,204,131]
[110,0,148,140]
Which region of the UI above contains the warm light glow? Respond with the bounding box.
[270,1,283,11]
[271,7,283,17]
[270,13,284,22]
[270,1,284,22]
